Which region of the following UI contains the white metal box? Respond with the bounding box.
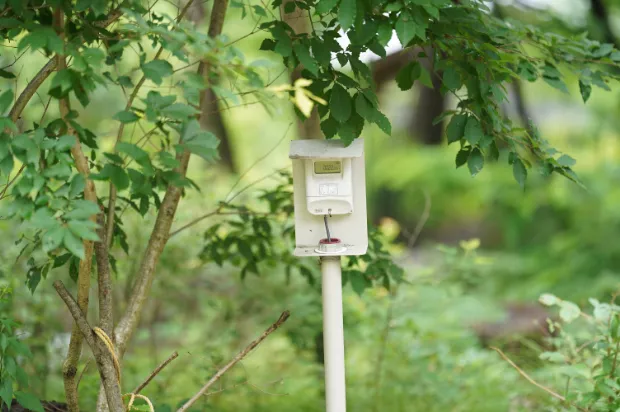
[289,139,368,257]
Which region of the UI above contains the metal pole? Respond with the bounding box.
[320,256,347,412]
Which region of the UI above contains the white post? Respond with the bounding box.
[321,256,347,412]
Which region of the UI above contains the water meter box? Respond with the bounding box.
[289,139,368,257]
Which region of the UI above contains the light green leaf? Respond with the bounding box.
[338,0,356,30]
[113,110,140,123]
[141,60,173,85]
[556,154,576,167]
[467,148,484,176]
[69,174,85,198]
[329,85,352,123]
[161,103,198,120]
[63,230,85,260]
[64,200,100,220]
[559,301,580,323]
[68,220,100,242]
[31,208,57,230]
[539,293,559,306]
[43,224,66,253]
[56,135,77,151]
[0,89,14,113]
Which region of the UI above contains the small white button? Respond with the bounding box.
[328,184,338,195]
[319,184,329,195]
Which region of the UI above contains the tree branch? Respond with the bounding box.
[95,214,113,336]
[53,281,125,412]
[177,311,290,412]
[133,351,179,394]
[491,347,586,411]
[54,8,98,412]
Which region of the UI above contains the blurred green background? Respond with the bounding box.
[2,0,620,411]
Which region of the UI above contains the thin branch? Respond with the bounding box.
[491,347,586,411]
[105,0,198,248]
[95,214,114,337]
[177,311,290,412]
[224,123,292,202]
[53,281,124,412]
[7,7,122,124]
[133,351,179,394]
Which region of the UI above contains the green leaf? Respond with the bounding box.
[446,114,467,144]
[418,65,433,88]
[354,93,376,121]
[559,301,580,323]
[442,67,461,90]
[0,89,14,113]
[63,230,85,259]
[578,80,592,103]
[0,379,13,410]
[320,117,339,139]
[64,200,100,220]
[557,154,576,167]
[69,174,85,198]
[0,155,14,176]
[162,103,198,120]
[316,0,339,13]
[395,11,416,46]
[377,22,393,46]
[395,61,421,91]
[329,85,352,123]
[178,120,220,161]
[113,110,140,123]
[455,147,470,168]
[108,164,130,190]
[373,112,391,135]
[513,158,527,189]
[141,60,173,85]
[350,272,370,296]
[467,148,484,176]
[68,220,100,242]
[464,117,483,145]
[15,392,44,412]
[543,76,569,94]
[338,0,356,30]
[56,135,77,151]
[31,208,58,230]
[271,27,292,57]
[293,43,319,76]
[43,224,66,253]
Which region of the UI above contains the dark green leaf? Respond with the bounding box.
[467,148,484,176]
[329,85,352,123]
[455,148,470,168]
[373,112,391,135]
[513,158,527,189]
[316,0,339,13]
[294,43,319,76]
[446,114,467,144]
[0,89,14,113]
[579,80,592,103]
[442,67,461,90]
[464,117,483,145]
[338,0,356,30]
[395,61,421,91]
